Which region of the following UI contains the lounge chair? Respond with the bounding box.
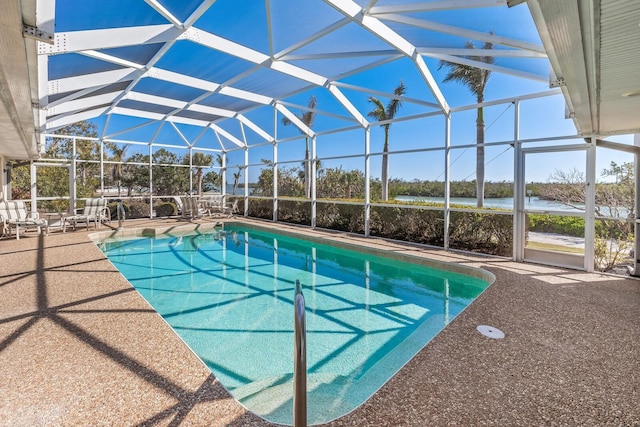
[201,195,237,217]
[220,199,239,217]
[171,196,184,215]
[199,195,223,216]
[0,200,49,240]
[66,198,111,230]
[180,196,208,219]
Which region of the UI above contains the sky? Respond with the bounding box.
[52,0,635,185]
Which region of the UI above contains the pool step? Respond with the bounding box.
[231,373,355,424]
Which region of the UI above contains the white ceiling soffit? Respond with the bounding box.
[0,0,42,160]
[526,0,640,136]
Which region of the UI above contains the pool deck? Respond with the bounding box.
[1,217,638,426]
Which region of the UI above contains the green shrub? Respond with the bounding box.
[127,201,150,218]
[449,211,513,256]
[108,201,148,219]
[155,202,177,217]
[278,200,311,226]
[247,198,272,219]
[246,199,514,256]
[316,202,364,233]
[369,206,445,247]
[107,202,129,220]
[528,214,584,237]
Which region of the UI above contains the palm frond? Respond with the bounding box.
[367,97,387,121]
[386,81,406,119]
[281,116,293,126]
[439,33,494,99]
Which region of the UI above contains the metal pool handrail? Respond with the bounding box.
[294,279,307,427]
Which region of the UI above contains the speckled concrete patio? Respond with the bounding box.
[1,217,638,426]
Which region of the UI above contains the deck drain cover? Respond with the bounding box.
[477,325,505,339]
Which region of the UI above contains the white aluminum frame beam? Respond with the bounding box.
[377,14,546,54]
[323,0,450,114]
[327,84,369,128]
[103,119,157,139]
[369,0,506,14]
[112,107,211,127]
[47,91,121,116]
[278,100,356,123]
[425,52,548,82]
[210,124,245,147]
[281,49,397,61]
[170,121,190,146]
[39,24,181,55]
[237,114,274,143]
[144,0,182,27]
[46,106,110,130]
[275,103,315,137]
[48,68,141,98]
[180,27,331,88]
[274,17,351,59]
[418,47,547,58]
[332,81,440,109]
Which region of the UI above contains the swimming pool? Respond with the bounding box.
[98,224,492,425]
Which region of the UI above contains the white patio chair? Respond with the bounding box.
[181,196,208,219]
[0,200,49,240]
[66,198,111,230]
[221,199,239,217]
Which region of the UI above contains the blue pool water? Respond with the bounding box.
[99,225,491,425]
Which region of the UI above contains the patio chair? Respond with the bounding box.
[0,200,49,240]
[66,198,111,231]
[181,196,208,219]
[220,199,239,217]
[200,195,224,217]
[171,196,184,215]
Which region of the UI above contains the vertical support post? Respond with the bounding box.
[221,151,227,198]
[30,161,37,213]
[293,280,307,427]
[273,141,278,222]
[444,114,451,250]
[310,135,317,228]
[634,134,640,276]
[0,157,7,200]
[149,158,154,218]
[148,144,153,205]
[99,139,104,196]
[70,137,77,213]
[244,147,249,216]
[584,137,596,272]
[273,105,278,222]
[189,147,194,195]
[364,127,371,237]
[512,100,524,261]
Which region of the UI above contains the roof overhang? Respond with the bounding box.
[525,0,640,136]
[0,0,42,160]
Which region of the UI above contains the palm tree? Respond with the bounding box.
[191,152,213,196]
[282,96,317,198]
[106,142,129,197]
[367,81,406,202]
[439,36,494,208]
[232,168,242,195]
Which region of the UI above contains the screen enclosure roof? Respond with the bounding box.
[1,0,639,160]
